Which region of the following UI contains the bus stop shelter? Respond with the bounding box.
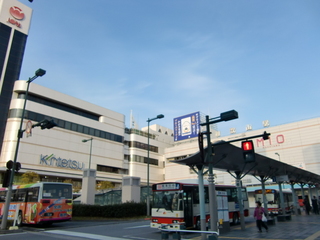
[172,140,320,231]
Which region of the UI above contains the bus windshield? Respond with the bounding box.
[255,193,275,204]
[153,191,183,211]
[42,184,72,199]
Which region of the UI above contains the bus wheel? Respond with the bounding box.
[16,211,23,227]
[232,213,239,225]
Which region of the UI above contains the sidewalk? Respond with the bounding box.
[187,213,320,240]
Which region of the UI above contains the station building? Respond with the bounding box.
[165,117,320,188]
[1,79,320,196]
[0,81,173,190]
[1,0,320,200]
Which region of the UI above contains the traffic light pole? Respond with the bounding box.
[0,79,31,230]
[1,69,46,230]
[204,115,218,234]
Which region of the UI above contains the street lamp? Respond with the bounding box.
[275,152,281,161]
[199,110,238,234]
[0,69,46,230]
[82,138,93,170]
[146,114,164,216]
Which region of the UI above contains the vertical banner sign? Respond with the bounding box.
[173,112,200,141]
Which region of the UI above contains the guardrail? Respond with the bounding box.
[160,224,219,240]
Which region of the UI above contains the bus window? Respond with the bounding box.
[0,191,6,202]
[27,187,39,202]
[153,191,183,211]
[15,189,27,202]
[42,184,72,199]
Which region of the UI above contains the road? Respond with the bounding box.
[0,219,201,240]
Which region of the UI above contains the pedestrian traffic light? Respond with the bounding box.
[2,170,11,188]
[241,140,255,162]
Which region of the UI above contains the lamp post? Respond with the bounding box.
[82,138,93,170]
[81,137,95,205]
[199,110,238,234]
[275,152,281,161]
[0,69,46,230]
[146,114,164,216]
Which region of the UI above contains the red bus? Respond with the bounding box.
[254,189,293,215]
[150,181,249,229]
[0,182,73,226]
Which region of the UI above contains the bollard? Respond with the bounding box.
[161,232,169,240]
[172,232,181,240]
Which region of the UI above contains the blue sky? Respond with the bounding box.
[20,0,320,136]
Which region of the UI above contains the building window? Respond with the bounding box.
[18,93,100,121]
[8,109,123,144]
[97,165,128,174]
[129,155,158,166]
[128,141,158,153]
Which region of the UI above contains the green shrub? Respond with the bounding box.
[72,202,146,218]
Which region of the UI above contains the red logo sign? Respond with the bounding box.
[9,6,25,20]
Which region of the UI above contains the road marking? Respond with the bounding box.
[46,230,128,240]
[124,225,150,229]
[305,230,320,240]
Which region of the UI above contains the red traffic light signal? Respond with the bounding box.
[241,140,255,162]
[242,141,254,151]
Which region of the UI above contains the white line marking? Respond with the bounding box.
[46,230,128,240]
[124,225,150,229]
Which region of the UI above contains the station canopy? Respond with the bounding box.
[172,140,320,185]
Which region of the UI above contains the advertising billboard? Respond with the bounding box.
[173,112,200,142]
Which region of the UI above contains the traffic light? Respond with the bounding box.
[241,140,255,162]
[2,170,11,188]
[33,119,57,130]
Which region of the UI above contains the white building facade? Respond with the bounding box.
[1,80,320,195]
[165,117,320,186]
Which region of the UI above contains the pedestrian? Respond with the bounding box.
[311,196,319,214]
[254,201,268,233]
[303,196,311,215]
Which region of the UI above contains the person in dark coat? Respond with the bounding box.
[311,196,319,214]
[303,196,311,215]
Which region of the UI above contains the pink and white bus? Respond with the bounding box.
[150,181,249,229]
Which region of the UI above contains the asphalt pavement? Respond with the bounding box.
[187,213,320,240]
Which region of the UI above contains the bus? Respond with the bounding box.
[150,182,249,229]
[254,189,293,215]
[0,182,73,226]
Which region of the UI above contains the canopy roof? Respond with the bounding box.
[172,141,320,185]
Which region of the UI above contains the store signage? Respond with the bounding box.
[0,0,32,35]
[256,134,285,148]
[8,6,24,28]
[40,154,84,170]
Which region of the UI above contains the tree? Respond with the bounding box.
[19,171,40,184]
[96,181,114,192]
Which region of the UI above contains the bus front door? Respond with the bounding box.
[183,190,193,228]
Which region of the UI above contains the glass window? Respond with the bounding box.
[83,126,89,134]
[65,121,71,130]
[27,187,39,202]
[78,124,84,133]
[0,191,7,202]
[71,123,77,131]
[42,184,72,199]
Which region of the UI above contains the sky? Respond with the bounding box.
[19,0,320,137]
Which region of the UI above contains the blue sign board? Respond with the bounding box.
[173,112,200,142]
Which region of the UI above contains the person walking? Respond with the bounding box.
[254,201,268,233]
[311,196,319,214]
[303,196,311,215]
